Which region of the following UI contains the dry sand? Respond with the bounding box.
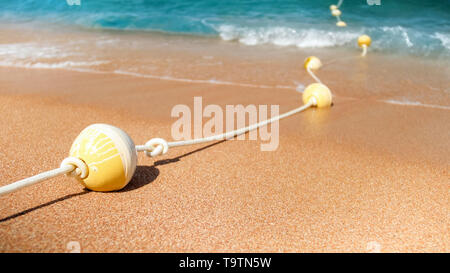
[0,66,448,252]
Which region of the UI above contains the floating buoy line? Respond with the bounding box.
[0,2,372,196]
[330,0,346,27]
[329,0,372,56]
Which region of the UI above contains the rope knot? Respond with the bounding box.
[60,157,89,179]
[143,138,169,157]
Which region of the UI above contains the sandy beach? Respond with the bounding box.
[0,7,449,252]
[0,58,448,252]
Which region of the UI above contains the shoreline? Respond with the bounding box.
[0,23,448,106]
[0,66,448,252]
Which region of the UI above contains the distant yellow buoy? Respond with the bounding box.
[331,9,341,17]
[69,124,137,192]
[336,21,347,27]
[302,83,333,108]
[304,56,322,70]
[358,35,372,47]
[358,35,371,56]
[330,5,338,10]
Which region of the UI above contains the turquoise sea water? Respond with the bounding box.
[1,0,449,58]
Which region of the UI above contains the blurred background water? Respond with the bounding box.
[0,0,449,58]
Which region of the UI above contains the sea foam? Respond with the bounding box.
[215,25,359,48]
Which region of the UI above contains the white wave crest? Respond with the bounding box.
[381,26,413,48]
[0,42,108,70]
[0,60,109,69]
[433,32,450,50]
[215,25,359,48]
[0,43,77,59]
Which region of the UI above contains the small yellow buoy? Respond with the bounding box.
[358,35,372,48]
[304,56,322,70]
[302,83,333,108]
[330,5,338,10]
[336,21,347,27]
[358,35,371,56]
[331,9,341,17]
[69,124,137,192]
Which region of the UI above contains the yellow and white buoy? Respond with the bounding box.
[358,34,372,56]
[302,83,333,108]
[331,9,341,17]
[69,124,137,191]
[331,9,346,27]
[304,56,322,71]
[304,56,323,83]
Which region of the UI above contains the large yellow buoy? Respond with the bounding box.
[358,34,372,48]
[330,5,338,10]
[304,56,322,70]
[331,9,341,17]
[336,21,347,27]
[69,124,137,191]
[302,83,333,108]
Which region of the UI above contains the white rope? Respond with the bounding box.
[140,138,169,157]
[361,45,368,57]
[306,66,322,83]
[1,98,317,194]
[337,0,343,8]
[0,157,87,196]
[137,99,316,157]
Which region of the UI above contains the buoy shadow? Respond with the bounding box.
[120,165,160,192]
[153,139,227,167]
[0,190,89,223]
[0,139,227,222]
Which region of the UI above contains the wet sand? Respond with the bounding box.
[0,66,448,252]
